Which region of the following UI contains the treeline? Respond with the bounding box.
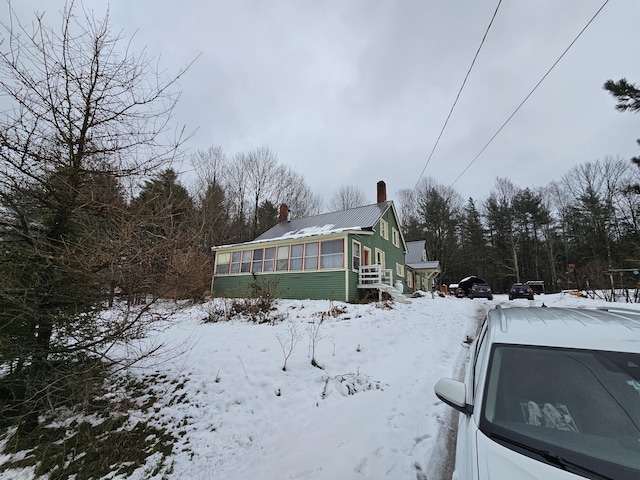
[397,156,640,294]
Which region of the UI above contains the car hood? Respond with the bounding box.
[476,431,582,479]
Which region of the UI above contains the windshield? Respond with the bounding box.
[480,344,640,478]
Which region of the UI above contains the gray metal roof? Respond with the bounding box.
[407,261,441,271]
[254,201,393,242]
[405,240,440,271]
[405,240,426,264]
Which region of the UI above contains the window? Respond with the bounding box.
[263,247,275,272]
[379,219,389,240]
[480,345,640,478]
[276,246,289,271]
[396,263,404,278]
[352,240,361,271]
[375,248,385,267]
[252,248,263,273]
[215,252,231,275]
[392,228,400,247]
[320,239,343,269]
[290,244,303,271]
[422,250,427,262]
[304,243,318,270]
[230,251,241,274]
[240,250,252,273]
[407,273,413,289]
[216,239,346,275]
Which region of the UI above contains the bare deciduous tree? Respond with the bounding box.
[306,321,324,369]
[275,321,303,371]
[0,0,193,446]
[327,185,368,211]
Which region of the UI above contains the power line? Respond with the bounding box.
[449,0,611,190]
[415,0,503,188]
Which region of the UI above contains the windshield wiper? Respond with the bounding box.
[491,433,611,480]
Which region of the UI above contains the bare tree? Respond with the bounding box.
[395,187,417,226]
[274,166,323,218]
[327,185,368,211]
[245,147,281,238]
[0,0,192,448]
[189,146,234,247]
[190,146,228,202]
[275,321,303,371]
[306,321,324,369]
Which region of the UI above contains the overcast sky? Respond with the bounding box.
[9,0,640,207]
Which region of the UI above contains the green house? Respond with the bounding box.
[211,181,412,302]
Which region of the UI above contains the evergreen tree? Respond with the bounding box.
[458,198,487,280]
[604,78,640,192]
[0,2,190,438]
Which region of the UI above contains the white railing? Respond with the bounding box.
[358,264,393,288]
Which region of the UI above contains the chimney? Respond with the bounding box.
[377,181,387,203]
[278,203,289,223]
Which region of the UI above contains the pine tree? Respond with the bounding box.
[604,78,640,192]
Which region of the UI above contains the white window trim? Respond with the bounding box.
[379,219,389,240]
[352,239,362,272]
[392,228,400,247]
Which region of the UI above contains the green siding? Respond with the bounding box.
[363,207,407,291]
[212,203,409,302]
[213,270,347,301]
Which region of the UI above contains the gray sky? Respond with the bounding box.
[9,0,640,206]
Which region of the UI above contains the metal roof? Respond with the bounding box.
[405,240,425,264]
[253,201,393,242]
[407,261,441,271]
[405,240,440,271]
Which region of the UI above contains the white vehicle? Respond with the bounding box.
[435,305,640,479]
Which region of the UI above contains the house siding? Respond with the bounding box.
[213,270,347,301]
[367,208,407,290]
[211,200,409,303]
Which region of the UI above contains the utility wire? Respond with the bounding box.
[449,0,611,189]
[415,0,503,188]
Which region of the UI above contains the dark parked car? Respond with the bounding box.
[509,283,534,300]
[469,283,493,300]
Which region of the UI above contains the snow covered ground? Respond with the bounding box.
[4,292,640,480]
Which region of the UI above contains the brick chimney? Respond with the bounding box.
[278,203,289,222]
[377,181,387,203]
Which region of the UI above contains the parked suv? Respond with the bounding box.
[509,283,534,300]
[434,305,640,479]
[469,283,493,300]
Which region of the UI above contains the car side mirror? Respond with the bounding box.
[434,378,473,415]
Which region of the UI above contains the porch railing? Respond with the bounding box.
[358,264,393,288]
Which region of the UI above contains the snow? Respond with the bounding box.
[3,292,639,480]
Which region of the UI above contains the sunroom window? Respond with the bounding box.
[230,251,241,274]
[276,246,289,271]
[252,248,263,273]
[240,250,251,273]
[263,247,275,272]
[320,239,343,269]
[215,252,231,275]
[304,243,318,270]
[290,244,303,271]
